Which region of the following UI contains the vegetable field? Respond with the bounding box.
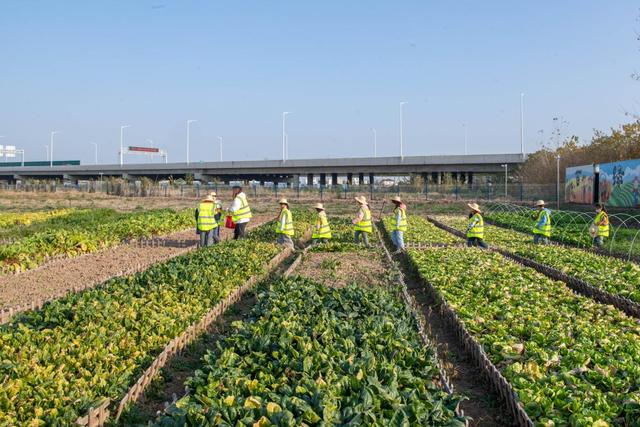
[0,208,194,273]
[1,200,638,426]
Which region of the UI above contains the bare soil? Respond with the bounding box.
[0,215,272,311]
[293,250,392,288]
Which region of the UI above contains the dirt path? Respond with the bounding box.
[0,215,272,313]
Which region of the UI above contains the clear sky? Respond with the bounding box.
[1,1,638,164]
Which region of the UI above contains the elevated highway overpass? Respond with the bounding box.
[1,153,525,185]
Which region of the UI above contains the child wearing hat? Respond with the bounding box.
[312,203,332,244]
[195,194,220,247]
[276,198,295,249]
[466,203,488,249]
[390,196,407,253]
[352,196,372,247]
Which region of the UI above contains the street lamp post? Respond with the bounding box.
[50,131,59,167]
[520,93,525,158]
[186,120,197,165]
[90,142,98,165]
[502,163,508,199]
[399,101,407,159]
[282,112,291,163]
[218,136,223,161]
[120,125,130,166]
[146,139,154,163]
[371,128,377,158]
[556,154,561,209]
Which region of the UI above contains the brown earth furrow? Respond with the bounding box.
[0,216,271,314]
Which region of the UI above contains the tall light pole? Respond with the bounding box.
[501,164,508,199]
[186,119,197,165]
[399,101,407,159]
[556,154,561,209]
[120,125,130,166]
[218,136,223,161]
[463,123,468,155]
[282,112,291,163]
[50,131,59,167]
[520,93,525,158]
[90,142,98,165]
[371,128,377,158]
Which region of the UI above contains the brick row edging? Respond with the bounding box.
[74,247,293,427]
[374,221,468,424]
[427,216,640,320]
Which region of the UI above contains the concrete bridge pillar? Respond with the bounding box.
[320,173,326,186]
[307,173,314,186]
[358,172,364,185]
[468,172,474,185]
[347,173,353,186]
[331,173,338,186]
[369,173,374,185]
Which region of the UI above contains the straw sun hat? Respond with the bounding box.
[467,203,481,212]
[390,196,402,203]
[278,198,289,205]
[314,203,325,210]
[535,200,546,206]
[354,196,368,205]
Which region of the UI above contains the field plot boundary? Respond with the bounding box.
[76,247,294,427]
[0,220,271,324]
[379,219,532,426]
[427,216,640,319]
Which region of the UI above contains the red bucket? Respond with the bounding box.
[225,215,236,229]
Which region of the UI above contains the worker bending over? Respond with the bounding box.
[311,203,332,244]
[195,194,220,247]
[276,198,295,249]
[229,185,252,240]
[593,203,609,248]
[352,196,372,247]
[532,200,551,244]
[466,203,488,249]
[390,196,407,253]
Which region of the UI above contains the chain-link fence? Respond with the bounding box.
[0,180,564,203]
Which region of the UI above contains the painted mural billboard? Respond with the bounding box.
[599,158,640,208]
[565,164,594,204]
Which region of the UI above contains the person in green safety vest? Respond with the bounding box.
[311,203,332,244]
[352,196,372,247]
[276,198,295,249]
[195,194,220,247]
[466,202,488,249]
[593,203,609,248]
[390,196,407,253]
[532,199,551,244]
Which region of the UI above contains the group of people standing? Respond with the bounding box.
[195,190,408,253]
[465,199,610,248]
[194,185,252,247]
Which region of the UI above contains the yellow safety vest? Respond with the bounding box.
[595,211,609,237]
[466,213,484,239]
[312,211,332,239]
[196,202,218,232]
[353,206,372,233]
[533,209,551,237]
[231,193,252,223]
[393,207,407,232]
[276,208,294,236]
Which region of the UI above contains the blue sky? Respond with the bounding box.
[0,1,638,164]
